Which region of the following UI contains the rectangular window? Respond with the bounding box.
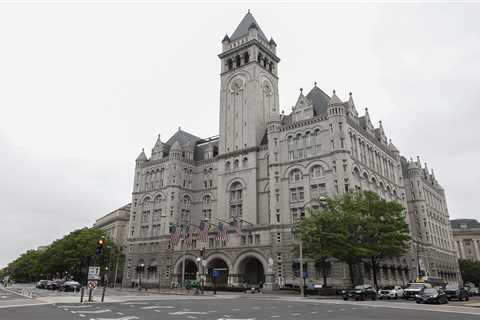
[290,189,297,201]
[241,235,246,245]
[248,234,253,245]
[298,187,304,201]
[254,234,260,244]
[340,138,344,148]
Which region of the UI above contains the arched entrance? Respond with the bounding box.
[175,258,198,283]
[207,258,229,286]
[239,257,265,285]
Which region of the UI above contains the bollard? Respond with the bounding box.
[80,287,84,303]
[88,288,93,302]
[101,286,106,303]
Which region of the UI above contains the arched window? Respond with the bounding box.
[269,62,273,72]
[243,51,250,63]
[227,59,233,71]
[235,55,241,67]
[181,195,191,221]
[310,166,324,179]
[142,197,151,206]
[229,182,243,218]
[154,195,162,205]
[289,169,303,183]
[234,159,239,169]
[287,135,294,149]
[225,161,231,171]
[263,57,268,68]
[242,157,248,168]
[203,195,211,205]
[257,53,263,63]
[183,195,191,209]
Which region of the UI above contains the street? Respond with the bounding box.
[2,286,480,320]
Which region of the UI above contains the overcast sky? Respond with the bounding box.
[1,2,479,268]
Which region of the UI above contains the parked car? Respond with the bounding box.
[444,284,469,301]
[378,285,404,299]
[46,280,65,290]
[36,280,49,289]
[404,283,432,300]
[59,281,81,292]
[466,286,479,296]
[342,284,377,301]
[416,288,448,304]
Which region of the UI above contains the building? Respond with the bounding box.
[122,11,460,289]
[402,157,460,282]
[451,219,480,262]
[94,203,131,285]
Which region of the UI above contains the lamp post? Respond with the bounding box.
[138,263,145,291]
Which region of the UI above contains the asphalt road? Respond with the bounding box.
[2,295,480,320]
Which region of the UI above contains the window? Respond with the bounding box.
[234,159,239,169]
[310,166,324,179]
[289,169,303,183]
[230,181,243,218]
[254,234,260,244]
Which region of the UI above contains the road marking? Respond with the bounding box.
[141,305,175,309]
[60,305,91,308]
[170,311,208,315]
[117,312,124,315]
[121,302,149,305]
[96,317,139,320]
[217,318,255,320]
[187,317,197,319]
[77,309,111,314]
[79,315,85,318]
[291,313,300,316]
[272,316,280,318]
[311,311,318,314]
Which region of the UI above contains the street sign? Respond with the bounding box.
[87,280,97,289]
[88,266,100,280]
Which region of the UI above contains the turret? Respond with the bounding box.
[327,90,345,118]
[136,148,148,165]
[151,134,165,160]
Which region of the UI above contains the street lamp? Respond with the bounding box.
[138,263,145,291]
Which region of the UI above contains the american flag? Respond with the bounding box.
[185,225,194,247]
[215,222,228,242]
[234,217,242,237]
[198,221,209,242]
[170,224,181,247]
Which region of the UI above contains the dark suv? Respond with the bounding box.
[445,284,469,301]
[343,285,377,301]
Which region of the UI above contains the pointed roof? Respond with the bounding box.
[328,90,343,106]
[136,148,147,161]
[166,129,202,146]
[306,85,330,115]
[230,11,268,42]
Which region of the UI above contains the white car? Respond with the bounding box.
[378,286,404,299]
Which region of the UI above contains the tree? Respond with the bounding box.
[296,191,410,287]
[359,192,410,289]
[5,228,118,284]
[459,260,480,286]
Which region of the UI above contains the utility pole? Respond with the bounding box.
[299,239,304,297]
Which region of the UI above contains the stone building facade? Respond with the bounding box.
[94,203,131,284]
[451,219,480,262]
[122,12,460,289]
[402,158,460,282]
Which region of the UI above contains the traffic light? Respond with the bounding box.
[96,237,106,255]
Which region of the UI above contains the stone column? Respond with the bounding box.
[264,272,274,290]
[473,240,480,262]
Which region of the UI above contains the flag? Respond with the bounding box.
[185,225,194,247]
[170,224,181,246]
[215,222,228,242]
[234,217,242,237]
[198,221,209,242]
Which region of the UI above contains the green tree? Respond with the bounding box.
[5,228,118,284]
[296,191,410,287]
[358,192,410,289]
[459,259,480,286]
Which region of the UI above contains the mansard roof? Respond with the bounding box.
[451,219,480,230]
[166,129,202,146]
[230,11,268,42]
[306,85,330,115]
